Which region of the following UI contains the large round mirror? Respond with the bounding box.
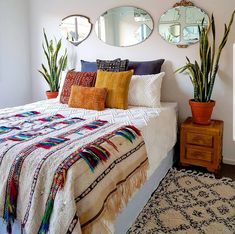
[158,1,209,47]
[60,15,92,46]
[95,6,154,47]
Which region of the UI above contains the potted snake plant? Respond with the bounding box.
[177,11,235,125]
[39,29,68,99]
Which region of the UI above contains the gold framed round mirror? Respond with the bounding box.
[158,0,210,48]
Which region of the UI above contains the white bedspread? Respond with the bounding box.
[0,100,177,234]
[1,99,178,176]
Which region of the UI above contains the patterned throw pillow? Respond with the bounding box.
[96,58,129,72]
[60,71,97,104]
[95,70,133,109]
[68,86,107,111]
[128,72,165,108]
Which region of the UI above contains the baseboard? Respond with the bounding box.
[223,158,235,165]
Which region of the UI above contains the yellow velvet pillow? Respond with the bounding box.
[95,70,133,109]
[68,85,107,111]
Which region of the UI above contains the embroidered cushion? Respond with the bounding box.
[81,60,98,72]
[95,70,133,109]
[128,72,165,108]
[68,86,107,111]
[96,59,129,72]
[60,71,97,104]
[128,59,165,75]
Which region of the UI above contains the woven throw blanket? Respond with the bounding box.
[0,110,148,234]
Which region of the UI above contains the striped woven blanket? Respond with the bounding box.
[0,110,148,234]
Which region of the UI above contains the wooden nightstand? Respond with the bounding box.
[180,117,223,174]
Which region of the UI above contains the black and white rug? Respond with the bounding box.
[127,168,235,234]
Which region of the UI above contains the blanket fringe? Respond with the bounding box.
[82,159,149,234]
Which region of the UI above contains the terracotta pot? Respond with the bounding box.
[189,99,215,125]
[46,91,59,99]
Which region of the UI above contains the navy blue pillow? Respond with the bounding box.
[81,59,165,75]
[128,59,165,75]
[81,60,97,72]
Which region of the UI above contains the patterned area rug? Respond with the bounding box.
[127,168,235,234]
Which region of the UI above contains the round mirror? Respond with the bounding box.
[95,6,154,47]
[158,3,209,47]
[60,15,92,46]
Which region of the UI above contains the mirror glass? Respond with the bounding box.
[60,15,92,46]
[95,6,154,47]
[158,5,209,47]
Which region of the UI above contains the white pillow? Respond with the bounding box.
[128,72,165,108]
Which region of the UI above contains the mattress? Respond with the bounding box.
[0,100,178,233]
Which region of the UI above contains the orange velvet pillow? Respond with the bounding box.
[95,70,133,109]
[68,85,107,111]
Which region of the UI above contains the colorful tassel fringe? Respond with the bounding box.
[115,125,141,143]
[59,117,84,125]
[7,133,35,142]
[15,111,40,117]
[35,137,69,149]
[38,114,64,122]
[4,171,19,234]
[0,126,20,134]
[3,122,141,234]
[82,120,107,130]
[38,125,141,234]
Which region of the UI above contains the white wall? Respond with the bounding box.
[29,0,235,163]
[0,0,31,108]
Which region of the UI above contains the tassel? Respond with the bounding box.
[4,178,18,234]
[35,137,69,149]
[9,179,18,209]
[82,120,107,130]
[8,133,34,142]
[79,152,96,172]
[60,117,84,125]
[83,149,101,162]
[102,138,119,152]
[84,147,106,163]
[0,126,20,133]
[121,128,136,139]
[79,144,111,171]
[115,131,133,143]
[126,125,141,136]
[38,114,64,122]
[119,128,136,142]
[93,145,110,159]
[115,125,142,143]
[90,145,110,161]
[55,169,67,190]
[38,199,54,234]
[7,221,12,234]
[15,111,40,117]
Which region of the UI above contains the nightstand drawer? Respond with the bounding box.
[186,147,212,162]
[186,132,213,147]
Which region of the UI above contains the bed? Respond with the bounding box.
[0,99,177,234]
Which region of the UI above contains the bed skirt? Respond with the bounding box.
[114,148,174,233]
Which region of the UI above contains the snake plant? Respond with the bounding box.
[39,29,68,92]
[177,11,235,102]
